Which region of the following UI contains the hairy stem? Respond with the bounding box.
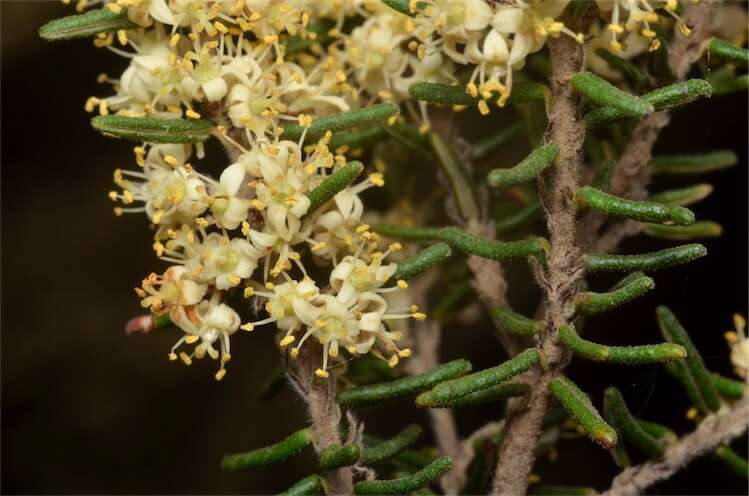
[492,34,586,496]
[603,396,749,496]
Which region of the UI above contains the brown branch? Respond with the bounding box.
[603,396,749,496]
[492,34,586,496]
[294,344,354,495]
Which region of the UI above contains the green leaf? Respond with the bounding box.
[282,103,400,142]
[222,429,312,471]
[362,425,423,464]
[649,184,713,206]
[432,281,474,322]
[39,9,136,41]
[711,372,748,400]
[487,143,559,189]
[652,150,738,175]
[644,222,723,241]
[495,200,543,235]
[636,419,677,444]
[664,361,711,414]
[571,72,653,117]
[574,274,655,316]
[393,243,453,281]
[91,115,214,143]
[548,376,618,449]
[337,359,472,406]
[330,127,388,153]
[409,81,548,106]
[715,445,749,478]
[419,382,529,408]
[472,122,526,160]
[604,387,665,458]
[587,79,712,128]
[491,307,543,337]
[594,48,649,90]
[257,366,287,402]
[280,475,324,496]
[559,324,686,365]
[711,74,749,95]
[586,244,707,273]
[709,38,749,69]
[576,186,695,226]
[307,161,364,214]
[417,349,539,406]
[320,444,361,470]
[374,224,442,242]
[429,134,480,220]
[657,306,721,412]
[438,227,547,262]
[353,456,453,495]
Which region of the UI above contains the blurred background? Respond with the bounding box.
[2,3,747,494]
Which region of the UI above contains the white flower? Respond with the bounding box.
[135,265,208,312]
[726,314,749,380]
[181,45,229,102]
[195,233,262,290]
[242,278,321,333]
[209,162,251,230]
[169,293,241,381]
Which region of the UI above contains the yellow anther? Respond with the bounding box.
[113,207,124,217]
[398,348,412,358]
[641,29,656,39]
[388,355,399,368]
[369,173,385,187]
[215,369,227,381]
[315,368,330,378]
[240,323,255,332]
[387,115,398,126]
[397,280,409,289]
[336,70,347,82]
[725,331,740,345]
[528,474,541,484]
[168,352,178,361]
[298,114,313,128]
[196,217,208,227]
[311,242,327,252]
[153,242,165,257]
[389,242,403,252]
[419,123,431,135]
[610,40,623,52]
[607,23,624,34]
[227,275,242,286]
[686,407,699,420]
[280,335,296,347]
[478,100,490,115]
[243,287,254,299]
[251,199,266,210]
[185,335,200,344]
[179,352,193,366]
[648,39,661,52]
[108,191,118,201]
[290,347,300,359]
[734,314,746,332]
[355,224,370,234]
[214,21,228,34]
[665,0,677,11]
[466,82,479,98]
[116,29,128,46]
[678,23,692,36]
[85,96,99,113]
[412,312,427,321]
[185,109,201,119]
[106,3,122,13]
[164,154,178,166]
[265,282,275,289]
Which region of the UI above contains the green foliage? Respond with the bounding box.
[574,274,655,316]
[409,82,547,106]
[644,222,723,241]
[657,306,721,413]
[594,48,649,90]
[429,134,480,220]
[362,425,423,464]
[39,9,136,40]
[472,122,526,160]
[91,115,214,143]
[576,186,695,225]
[487,143,559,189]
[586,244,707,273]
[438,227,546,262]
[329,127,388,153]
[307,161,364,213]
[558,324,686,365]
[353,456,453,495]
[337,359,472,406]
[604,387,665,458]
[420,382,529,408]
[649,184,713,206]
[495,200,543,235]
[393,243,453,281]
[708,38,749,69]
[548,376,617,449]
[652,150,738,175]
[491,307,543,336]
[320,444,361,470]
[571,72,653,117]
[282,103,400,141]
[221,429,312,471]
[714,445,749,479]
[711,373,748,400]
[280,475,325,496]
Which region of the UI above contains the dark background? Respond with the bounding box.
[1,3,747,494]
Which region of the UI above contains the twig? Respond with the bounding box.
[492,34,586,496]
[602,396,749,496]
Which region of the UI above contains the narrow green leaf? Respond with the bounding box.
[711,74,749,95]
[574,274,655,316]
[392,243,453,281]
[652,150,738,175]
[495,200,543,235]
[281,475,325,496]
[644,222,723,241]
[657,306,721,412]
[353,456,453,495]
[472,122,526,160]
[282,103,400,142]
[636,419,677,444]
[586,244,707,273]
[711,373,747,400]
[432,281,473,321]
[439,227,546,261]
[429,134,479,220]
[337,359,472,406]
[222,429,312,471]
[320,444,360,470]
[587,79,712,128]
[709,38,749,69]
[571,72,653,117]
[576,186,695,225]
[417,349,539,406]
[491,307,543,337]
[559,324,686,365]
[604,387,665,458]
[649,184,713,206]
[594,48,649,89]
[665,360,711,414]
[374,224,442,242]
[548,376,618,449]
[257,366,286,402]
[715,445,749,478]
[307,161,364,213]
[330,126,387,152]
[91,115,214,143]
[530,485,597,495]
[39,9,136,41]
[362,425,423,464]
[419,382,529,408]
[409,82,547,106]
[382,123,431,158]
[487,143,559,189]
